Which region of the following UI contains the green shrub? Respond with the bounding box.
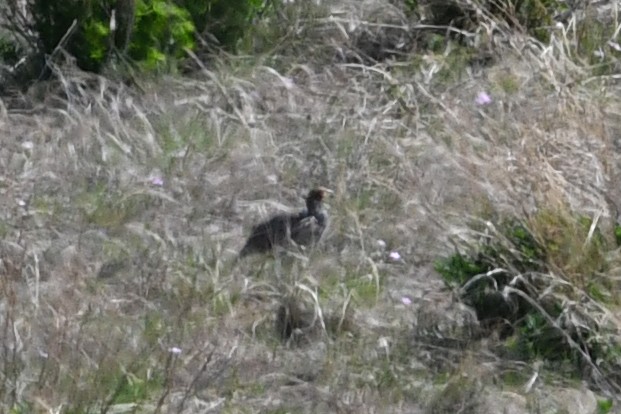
[0,35,23,66]
[23,0,272,74]
[597,398,614,414]
[615,224,621,247]
[175,0,266,50]
[28,0,109,72]
[130,0,195,70]
[512,306,568,360]
[27,0,197,72]
[403,0,419,17]
[82,18,111,64]
[436,211,621,387]
[511,0,560,42]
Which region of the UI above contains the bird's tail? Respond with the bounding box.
[234,243,253,264]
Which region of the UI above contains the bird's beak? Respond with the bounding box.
[319,188,334,200]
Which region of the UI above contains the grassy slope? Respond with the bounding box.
[2,1,621,413]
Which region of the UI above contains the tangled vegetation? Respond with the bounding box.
[1,0,621,413]
[436,212,621,390]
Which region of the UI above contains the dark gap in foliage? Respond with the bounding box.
[435,213,621,392]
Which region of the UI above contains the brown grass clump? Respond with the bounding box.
[1,0,621,412]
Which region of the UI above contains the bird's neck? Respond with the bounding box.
[306,200,323,215]
[305,201,326,224]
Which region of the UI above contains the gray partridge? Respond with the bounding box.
[239,187,332,258]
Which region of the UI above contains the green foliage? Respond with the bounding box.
[83,20,111,62]
[587,281,611,303]
[436,219,545,288]
[9,403,33,414]
[514,310,569,360]
[130,0,195,70]
[175,0,267,50]
[28,0,113,72]
[513,0,557,42]
[597,398,614,414]
[27,0,196,73]
[0,35,22,65]
[108,371,163,404]
[321,269,382,307]
[438,252,516,335]
[506,221,546,263]
[436,211,616,372]
[403,0,418,17]
[24,0,272,73]
[496,73,520,94]
[435,253,489,288]
[433,45,476,86]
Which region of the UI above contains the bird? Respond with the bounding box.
[238,187,332,258]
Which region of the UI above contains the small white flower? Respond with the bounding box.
[475,91,492,106]
[21,141,34,150]
[377,239,387,248]
[16,199,26,207]
[150,176,164,186]
[388,251,401,261]
[401,296,412,306]
[168,346,182,355]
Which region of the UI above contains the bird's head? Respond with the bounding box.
[306,187,333,202]
[305,187,333,212]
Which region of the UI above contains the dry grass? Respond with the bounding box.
[2,0,621,412]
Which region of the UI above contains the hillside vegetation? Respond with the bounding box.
[2,0,621,413]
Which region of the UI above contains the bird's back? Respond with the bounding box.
[238,187,330,258]
[239,213,294,257]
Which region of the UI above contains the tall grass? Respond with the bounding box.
[1,0,621,412]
